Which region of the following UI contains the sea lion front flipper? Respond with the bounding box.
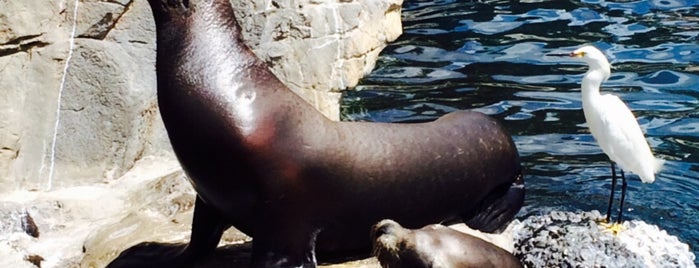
[250,210,319,268]
[107,196,229,268]
[463,173,525,233]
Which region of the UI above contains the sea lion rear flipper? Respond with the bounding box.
[463,173,525,233]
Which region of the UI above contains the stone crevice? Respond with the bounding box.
[0,34,50,57]
[127,40,148,44]
[77,0,134,40]
[62,106,86,112]
[0,147,19,161]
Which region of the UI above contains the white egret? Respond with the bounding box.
[559,45,664,231]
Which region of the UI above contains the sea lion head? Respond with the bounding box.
[147,0,191,19]
[371,219,426,268]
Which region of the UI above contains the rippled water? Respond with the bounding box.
[341,0,699,261]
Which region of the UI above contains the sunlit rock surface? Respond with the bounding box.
[513,210,696,268]
[0,157,184,267]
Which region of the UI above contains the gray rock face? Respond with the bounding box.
[0,0,161,192]
[0,0,403,191]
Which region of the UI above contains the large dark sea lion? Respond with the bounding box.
[372,219,522,268]
[108,0,524,267]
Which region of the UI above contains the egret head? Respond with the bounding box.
[571,46,611,79]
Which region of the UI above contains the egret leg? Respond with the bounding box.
[616,169,627,224]
[605,162,617,223]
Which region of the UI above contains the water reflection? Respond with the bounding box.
[342,0,699,261]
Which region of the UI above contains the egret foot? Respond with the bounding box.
[594,216,611,225]
[599,221,625,235]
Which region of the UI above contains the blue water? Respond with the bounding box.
[341,0,699,262]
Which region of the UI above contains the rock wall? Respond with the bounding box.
[0,0,402,191]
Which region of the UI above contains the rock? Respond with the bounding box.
[0,203,38,238]
[24,254,44,268]
[0,0,160,191]
[0,156,191,268]
[20,210,39,238]
[513,210,696,267]
[0,0,403,191]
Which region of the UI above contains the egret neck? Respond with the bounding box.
[580,61,611,103]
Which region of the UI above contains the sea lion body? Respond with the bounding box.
[372,219,523,268]
[109,0,524,267]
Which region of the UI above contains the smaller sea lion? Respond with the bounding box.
[372,219,522,268]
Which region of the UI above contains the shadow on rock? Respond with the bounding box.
[109,241,376,267]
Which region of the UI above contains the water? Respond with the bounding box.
[341,0,699,262]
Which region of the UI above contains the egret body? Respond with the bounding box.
[569,45,664,227]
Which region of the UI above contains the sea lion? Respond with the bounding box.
[108,0,524,267]
[372,219,522,268]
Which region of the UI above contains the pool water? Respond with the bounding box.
[341,0,699,263]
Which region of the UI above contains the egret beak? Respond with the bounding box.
[547,52,585,57]
[570,51,585,58]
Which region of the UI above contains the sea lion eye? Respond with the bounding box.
[166,0,189,10]
[375,225,389,237]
